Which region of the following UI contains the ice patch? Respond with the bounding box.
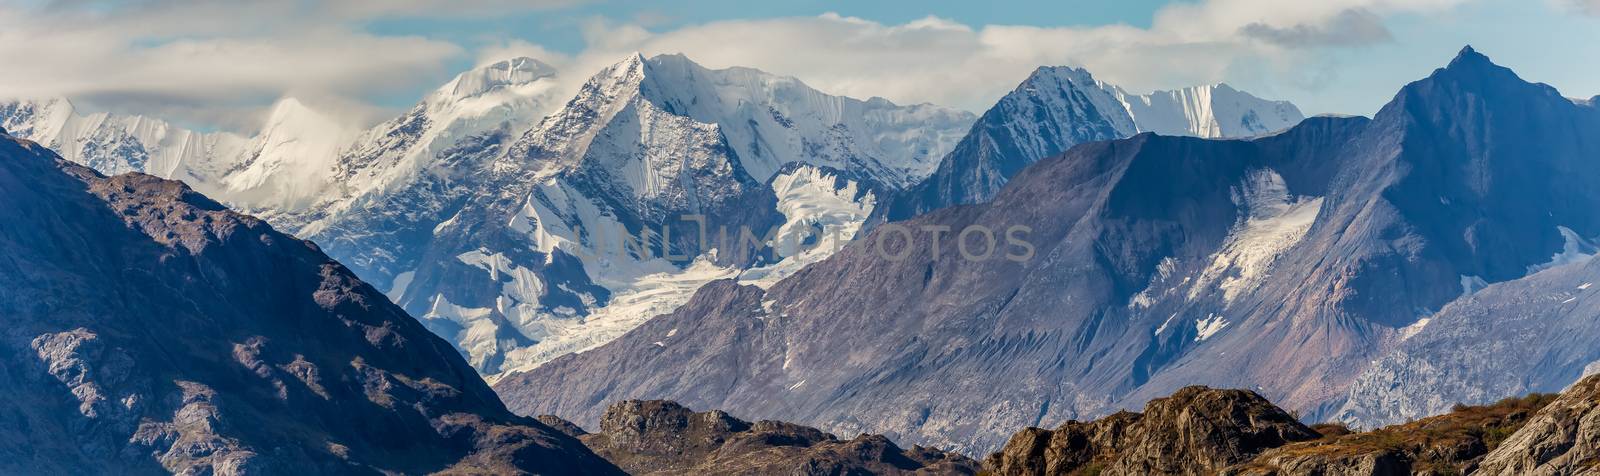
[1527,226,1598,274]
[1195,313,1230,342]
[1130,257,1178,309]
[666,328,678,337]
[1192,170,1323,303]
[1154,313,1179,336]
[738,165,875,289]
[457,249,546,323]
[387,270,415,302]
[1460,275,1488,296]
[494,255,740,377]
[421,294,501,370]
[788,380,806,390]
[1580,283,1593,291]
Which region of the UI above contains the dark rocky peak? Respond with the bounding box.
[569,400,979,475]
[597,400,757,451]
[1385,45,1570,122]
[0,135,619,474]
[985,386,1318,475]
[1366,46,1600,284]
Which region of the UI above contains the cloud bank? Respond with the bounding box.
[551,0,1468,114]
[0,0,1511,130]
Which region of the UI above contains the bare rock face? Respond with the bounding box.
[984,386,1318,475]
[0,132,618,475]
[559,400,979,475]
[1477,374,1600,475]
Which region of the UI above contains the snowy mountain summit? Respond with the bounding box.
[290,53,976,376]
[871,66,1305,225]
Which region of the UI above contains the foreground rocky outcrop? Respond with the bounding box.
[1231,392,1556,475]
[543,400,979,475]
[0,131,618,474]
[984,382,1587,476]
[983,387,1319,475]
[1476,374,1600,475]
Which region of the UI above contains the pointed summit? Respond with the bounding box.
[1445,44,1496,71]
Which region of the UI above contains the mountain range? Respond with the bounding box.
[493,47,1600,455]
[5,42,1600,475]
[2,53,1301,379]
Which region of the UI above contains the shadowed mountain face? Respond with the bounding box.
[495,47,1600,453]
[0,133,618,474]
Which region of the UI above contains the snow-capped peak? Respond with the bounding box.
[1009,65,1304,139]
[1118,82,1303,138]
[221,97,356,212]
[290,58,566,236]
[617,53,973,186]
[439,57,558,101]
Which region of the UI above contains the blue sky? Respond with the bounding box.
[3,0,1597,130]
[368,0,1175,53]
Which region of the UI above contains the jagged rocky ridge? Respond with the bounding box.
[983,386,1319,475]
[540,400,979,475]
[984,379,1590,476]
[0,131,619,474]
[869,67,1304,226]
[496,47,1600,454]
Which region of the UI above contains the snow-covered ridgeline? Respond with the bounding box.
[0,98,249,192]
[391,54,973,376]
[1027,66,1305,139]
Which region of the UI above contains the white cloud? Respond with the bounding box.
[557,0,1467,113]
[0,0,1486,130]
[0,0,581,130]
[1554,0,1600,15]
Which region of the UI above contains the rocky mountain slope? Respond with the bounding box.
[541,400,978,475]
[495,47,1600,454]
[869,67,1304,225]
[0,130,618,474]
[1335,254,1600,429]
